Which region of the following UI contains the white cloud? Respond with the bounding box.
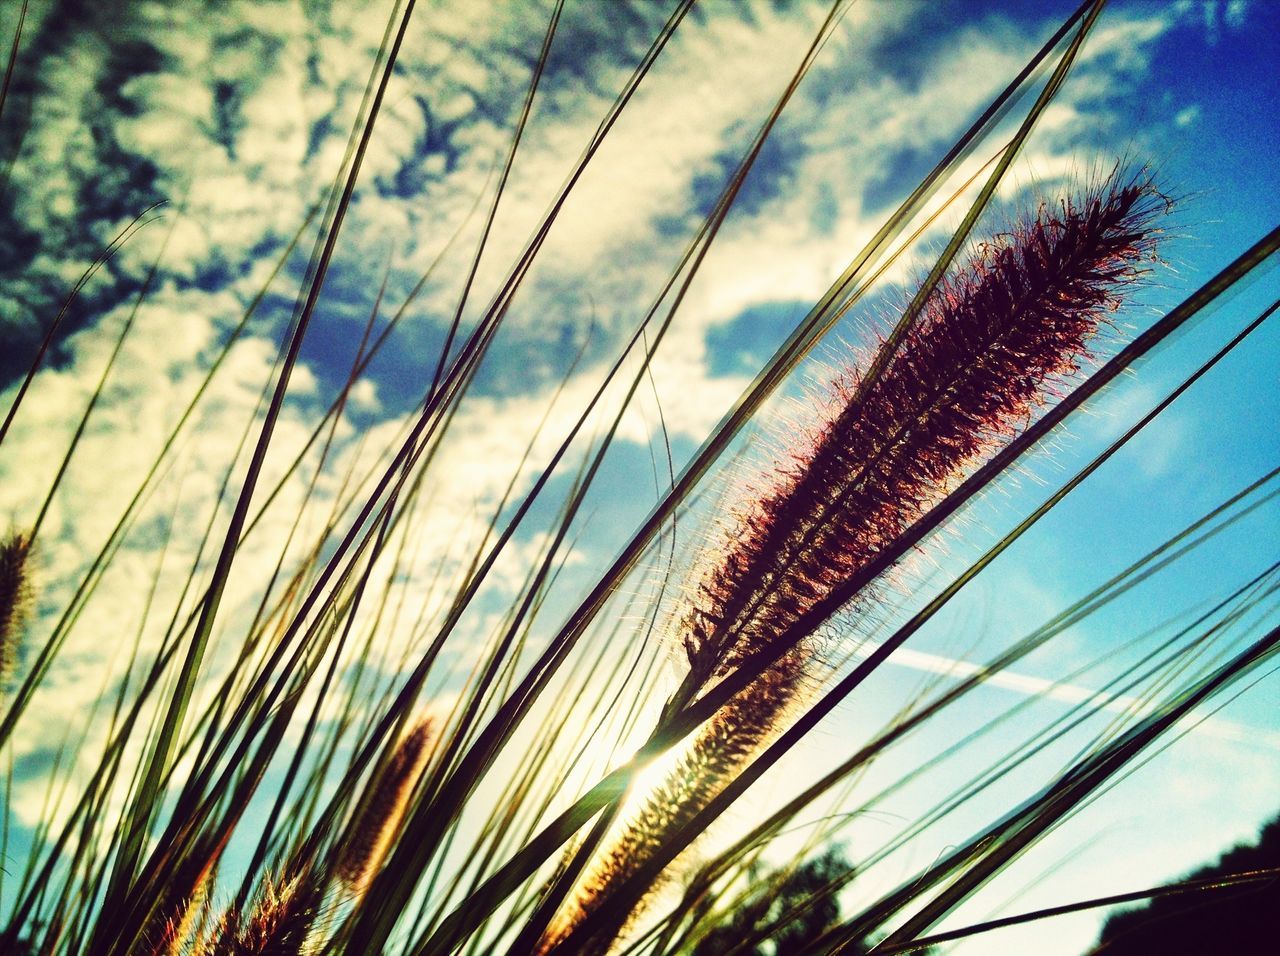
[864,640,1280,752]
[1174,103,1202,127]
[5,0,1182,730]
[1225,0,1249,28]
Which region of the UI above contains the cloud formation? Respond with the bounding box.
[1,5,1276,952]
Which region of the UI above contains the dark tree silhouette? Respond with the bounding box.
[691,846,856,956]
[1091,811,1280,954]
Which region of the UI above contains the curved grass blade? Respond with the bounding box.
[870,867,1280,955]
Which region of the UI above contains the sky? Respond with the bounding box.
[0,0,1277,953]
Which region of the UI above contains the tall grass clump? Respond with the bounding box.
[1,1,1278,955]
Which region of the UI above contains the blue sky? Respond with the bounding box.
[0,1,1277,952]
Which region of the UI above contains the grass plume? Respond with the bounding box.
[0,529,31,686]
[199,870,320,956]
[682,171,1164,692]
[540,171,1167,953]
[334,718,434,895]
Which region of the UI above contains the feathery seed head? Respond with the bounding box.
[681,170,1165,688]
[200,870,320,956]
[0,530,33,686]
[335,718,434,895]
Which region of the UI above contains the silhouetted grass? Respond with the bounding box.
[1,2,1277,955]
